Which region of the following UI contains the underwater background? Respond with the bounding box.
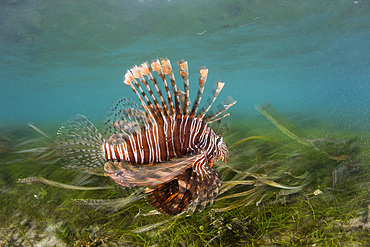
[0,0,369,130]
[0,0,369,246]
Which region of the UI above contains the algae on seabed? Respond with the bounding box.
[0,104,369,246]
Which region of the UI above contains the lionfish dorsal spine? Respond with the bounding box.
[178,60,190,115]
[131,65,165,121]
[125,59,236,124]
[151,59,176,116]
[141,61,170,118]
[124,71,155,121]
[132,73,159,120]
[190,67,208,118]
[197,80,225,119]
[204,96,237,123]
[161,58,183,116]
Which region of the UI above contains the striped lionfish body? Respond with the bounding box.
[57,58,236,215]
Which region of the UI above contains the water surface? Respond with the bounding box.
[0,0,369,130]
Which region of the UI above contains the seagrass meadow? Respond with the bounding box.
[1,0,370,246]
[0,105,369,246]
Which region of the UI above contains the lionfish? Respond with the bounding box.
[57,58,236,215]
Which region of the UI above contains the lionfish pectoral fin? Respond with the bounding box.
[145,168,195,215]
[186,156,221,214]
[104,154,203,188]
[56,114,105,171]
[145,159,221,215]
[204,96,236,123]
[104,98,148,140]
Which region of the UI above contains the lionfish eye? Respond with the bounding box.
[216,136,222,145]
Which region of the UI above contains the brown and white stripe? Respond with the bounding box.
[103,58,236,214]
[57,58,235,215]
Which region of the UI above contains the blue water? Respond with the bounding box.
[1,0,369,131]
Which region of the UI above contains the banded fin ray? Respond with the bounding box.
[57,115,105,170]
[177,60,190,114]
[197,79,225,119]
[187,157,221,214]
[104,154,203,188]
[151,59,176,116]
[124,70,156,122]
[131,64,167,120]
[140,61,170,118]
[145,168,194,215]
[145,157,221,215]
[204,96,237,123]
[190,67,208,117]
[160,58,182,116]
[104,98,148,140]
[123,58,235,122]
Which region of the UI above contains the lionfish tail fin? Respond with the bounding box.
[56,115,105,171]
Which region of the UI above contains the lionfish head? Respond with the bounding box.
[215,135,228,163]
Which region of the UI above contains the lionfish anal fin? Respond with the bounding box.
[144,154,221,215]
[145,163,221,215]
[145,168,194,215]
